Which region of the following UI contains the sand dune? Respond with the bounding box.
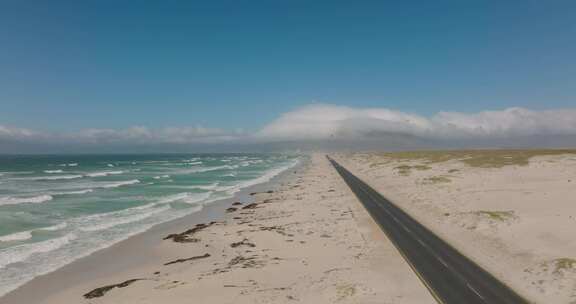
[336,150,576,304]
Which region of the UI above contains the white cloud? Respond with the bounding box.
[258,104,432,140]
[66,126,239,144]
[258,104,576,140]
[0,125,242,145]
[0,125,37,138]
[1,104,576,151]
[432,107,576,137]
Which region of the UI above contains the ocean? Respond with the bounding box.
[0,153,299,296]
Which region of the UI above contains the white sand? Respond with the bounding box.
[336,151,576,304]
[10,150,569,303]
[1,154,432,304]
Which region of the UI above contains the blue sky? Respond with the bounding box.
[1,0,576,151]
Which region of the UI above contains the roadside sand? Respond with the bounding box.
[335,150,576,304]
[1,153,432,304]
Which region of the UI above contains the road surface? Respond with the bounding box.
[328,156,529,304]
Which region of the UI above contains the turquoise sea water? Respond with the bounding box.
[0,153,299,296]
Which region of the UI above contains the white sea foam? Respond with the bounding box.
[0,231,33,242]
[0,171,34,175]
[225,159,299,195]
[43,170,63,174]
[153,175,170,179]
[156,193,191,204]
[206,165,235,171]
[156,192,211,205]
[191,183,219,191]
[85,170,124,177]
[72,199,186,233]
[180,165,233,174]
[182,159,202,164]
[183,192,211,204]
[141,160,170,164]
[96,179,140,189]
[107,164,115,167]
[131,203,158,211]
[70,179,138,190]
[51,189,94,196]
[165,183,219,191]
[0,233,76,269]
[79,206,170,232]
[214,185,238,192]
[20,175,84,181]
[39,223,68,231]
[0,195,53,206]
[5,174,82,181]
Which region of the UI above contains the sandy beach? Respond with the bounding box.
[1,153,432,304]
[3,150,575,304]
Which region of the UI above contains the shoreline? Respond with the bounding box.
[2,153,432,304]
[0,157,306,303]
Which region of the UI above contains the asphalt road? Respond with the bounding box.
[328,156,529,304]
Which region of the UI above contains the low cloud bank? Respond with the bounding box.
[259,104,576,140]
[0,125,242,145]
[1,104,576,152]
[68,126,243,144]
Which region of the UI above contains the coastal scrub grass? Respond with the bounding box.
[370,149,576,169]
[474,210,516,221]
[421,176,451,184]
[553,258,576,274]
[394,164,431,175]
[335,284,357,301]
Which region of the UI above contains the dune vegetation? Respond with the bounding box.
[368,149,576,168]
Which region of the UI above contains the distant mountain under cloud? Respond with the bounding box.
[2,104,576,153]
[259,104,576,140]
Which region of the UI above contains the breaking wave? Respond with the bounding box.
[0,231,33,243]
[21,175,83,181]
[95,179,140,189]
[51,189,94,196]
[84,171,124,177]
[0,234,76,269]
[0,195,53,206]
